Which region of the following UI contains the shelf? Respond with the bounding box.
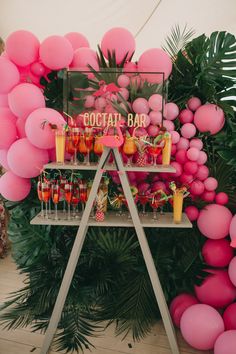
[43,162,176,173]
[30,211,192,228]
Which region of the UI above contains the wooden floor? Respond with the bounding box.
[0,255,212,354]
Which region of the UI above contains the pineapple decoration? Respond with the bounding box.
[135,137,148,167]
[95,189,107,222]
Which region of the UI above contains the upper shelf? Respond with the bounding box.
[43,162,176,173]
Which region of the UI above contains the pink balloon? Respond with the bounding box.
[164,102,179,120]
[195,165,209,181]
[0,116,17,149]
[186,147,200,161]
[201,190,216,202]
[16,117,26,138]
[204,177,218,191]
[7,138,49,178]
[148,94,163,112]
[0,58,20,94]
[170,162,182,177]
[202,239,234,267]
[25,108,66,149]
[184,161,198,175]
[187,97,201,111]
[223,304,236,330]
[119,87,129,101]
[215,192,229,205]
[6,30,39,66]
[135,171,149,181]
[190,180,205,196]
[8,83,45,119]
[101,27,135,64]
[228,257,236,287]
[71,47,99,73]
[0,107,17,123]
[0,94,8,107]
[179,109,194,124]
[197,150,207,165]
[64,32,90,50]
[0,171,31,201]
[181,123,196,138]
[175,149,187,164]
[180,304,224,350]
[194,104,225,135]
[214,330,236,354]
[149,111,162,125]
[176,137,190,151]
[94,97,107,110]
[195,269,236,308]
[180,173,193,185]
[197,204,232,240]
[117,74,130,88]
[229,215,236,248]
[0,149,10,170]
[170,293,199,327]
[147,124,159,137]
[151,181,167,193]
[170,131,180,144]
[171,144,177,156]
[138,48,172,83]
[185,206,199,221]
[40,35,73,70]
[30,62,46,77]
[162,119,174,131]
[84,95,95,108]
[132,98,149,114]
[189,138,203,150]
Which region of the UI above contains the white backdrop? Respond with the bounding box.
[1,0,236,58]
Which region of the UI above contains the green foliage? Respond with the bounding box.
[40,71,64,111]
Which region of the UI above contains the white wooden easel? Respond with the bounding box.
[32,147,185,354]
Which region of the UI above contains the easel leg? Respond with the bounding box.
[113,148,180,354]
[40,148,111,354]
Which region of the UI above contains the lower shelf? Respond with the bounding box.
[30,211,192,228]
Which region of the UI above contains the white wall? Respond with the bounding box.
[1,0,236,58]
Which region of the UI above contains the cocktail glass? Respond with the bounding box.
[123,137,137,166]
[66,133,76,163]
[37,180,44,217]
[173,190,184,224]
[79,182,87,214]
[150,195,160,220]
[51,184,60,220]
[64,183,73,220]
[60,177,68,213]
[41,182,51,219]
[71,128,80,165]
[71,186,80,218]
[79,134,88,164]
[85,134,94,165]
[138,194,149,215]
[94,136,104,159]
[147,145,162,166]
[55,130,66,163]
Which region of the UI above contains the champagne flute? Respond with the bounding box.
[138,193,149,215]
[85,133,94,166]
[150,195,160,220]
[60,177,67,214]
[37,179,44,217]
[41,182,51,219]
[94,135,104,160]
[71,185,80,218]
[71,128,80,165]
[79,182,87,214]
[79,134,87,164]
[64,183,73,220]
[51,183,60,220]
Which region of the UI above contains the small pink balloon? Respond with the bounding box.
[119,87,129,101]
[0,117,17,149]
[149,111,162,125]
[181,123,196,139]
[201,190,216,202]
[6,30,39,67]
[202,239,234,268]
[197,151,207,165]
[0,58,20,94]
[94,97,106,111]
[0,94,8,107]
[0,107,17,123]
[223,304,236,330]
[187,147,200,161]
[132,98,149,114]
[184,161,198,175]
[135,171,149,181]
[195,165,209,181]
[187,97,201,111]
[170,131,180,144]
[189,138,203,150]
[190,180,205,196]
[30,62,46,77]
[0,149,10,170]
[204,177,218,191]
[16,117,26,138]
[71,47,99,73]
[8,83,45,119]
[138,48,172,83]
[185,206,199,221]
[181,304,225,350]
[0,171,31,201]
[228,257,236,287]
[162,119,174,131]
[148,94,163,111]
[214,330,236,354]
[7,138,49,178]
[197,204,232,240]
[180,173,193,184]
[170,161,182,177]
[215,192,229,205]
[230,215,236,248]
[170,293,199,327]
[194,269,236,308]
[64,32,89,50]
[147,124,159,137]
[117,74,130,88]
[25,108,66,149]
[176,137,190,151]
[40,35,73,70]
[179,109,194,124]
[175,149,187,164]
[164,102,179,120]
[194,104,225,135]
[101,27,135,64]
[84,95,95,108]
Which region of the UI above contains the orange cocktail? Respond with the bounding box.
[173,190,184,223]
[123,137,137,166]
[94,136,104,157]
[55,130,66,163]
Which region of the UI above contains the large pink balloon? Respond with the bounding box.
[0,107,17,123]
[138,48,172,83]
[194,269,236,308]
[164,102,179,120]
[64,32,90,50]
[0,116,17,149]
[202,239,234,267]
[223,303,236,330]
[0,171,31,201]
[71,47,99,72]
[214,330,236,354]
[101,27,135,64]
[228,257,236,287]
[7,138,49,178]
[0,149,10,170]
[0,58,20,94]
[197,204,232,239]
[40,35,73,70]
[6,30,39,67]
[180,304,224,350]
[194,104,225,135]
[229,215,236,248]
[8,83,45,119]
[25,108,66,149]
[170,293,198,327]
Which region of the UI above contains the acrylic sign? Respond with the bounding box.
[83,112,146,128]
